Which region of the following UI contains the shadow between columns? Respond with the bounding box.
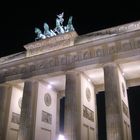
[96,91,107,140]
[127,86,140,140]
[60,97,65,133]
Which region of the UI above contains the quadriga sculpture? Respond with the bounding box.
[35,12,75,41]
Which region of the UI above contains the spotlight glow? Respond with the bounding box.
[58,134,65,140]
[47,84,52,89]
[88,78,91,82]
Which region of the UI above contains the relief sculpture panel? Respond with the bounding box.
[11,112,20,125]
[83,105,94,122]
[42,111,52,124]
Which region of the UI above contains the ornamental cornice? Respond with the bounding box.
[0,29,140,83]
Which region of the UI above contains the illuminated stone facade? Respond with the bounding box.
[0,20,140,140]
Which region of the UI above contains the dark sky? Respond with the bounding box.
[0,0,140,56]
[0,1,140,140]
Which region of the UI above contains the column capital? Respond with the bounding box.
[103,62,118,68]
[65,70,82,75]
[22,79,39,87]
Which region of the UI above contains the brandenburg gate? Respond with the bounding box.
[0,19,140,140]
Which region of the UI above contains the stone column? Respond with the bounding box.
[56,93,61,137]
[0,85,12,140]
[104,63,131,140]
[64,72,81,140]
[18,80,38,140]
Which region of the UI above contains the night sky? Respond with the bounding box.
[0,1,140,140]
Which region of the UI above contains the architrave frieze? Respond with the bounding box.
[24,31,78,57]
[0,31,140,83]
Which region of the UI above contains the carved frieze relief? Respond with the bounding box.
[83,50,91,59]
[25,31,77,57]
[0,37,140,82]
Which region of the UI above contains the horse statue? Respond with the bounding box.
[54,12,65,34]
[35,27,46,40]
[44,22,56,37]
[65,16,75,32]
[34,12,76,40]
